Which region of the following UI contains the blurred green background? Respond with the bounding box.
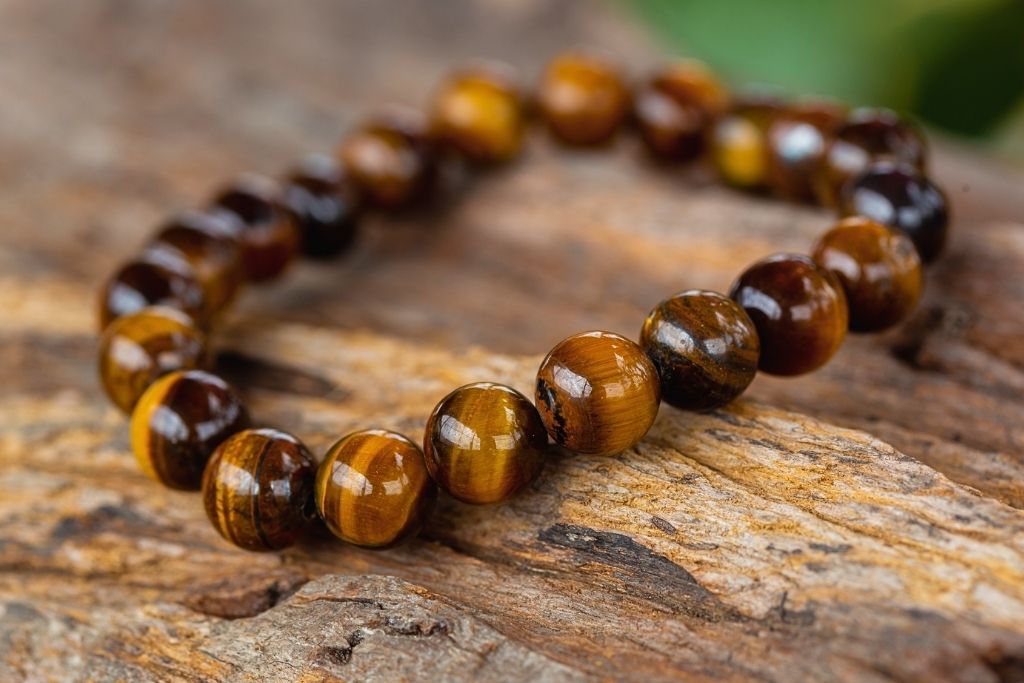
[625,0,1024,163]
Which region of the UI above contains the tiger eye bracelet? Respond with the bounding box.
[96,52,949,552]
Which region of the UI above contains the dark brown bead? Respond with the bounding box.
[730,254,848,376]
[710,96,785,190]
[430,65,526,164]
[816,108,927,206]
[766,101,846,202]
[98,248,206,329]
[424,382,547,504]
[538,52,631,146]
[202,428,317,551]
[338,109,437,208]
[535,331,660,456]
[148,210,244,315]
[315,429,437,548]
[838,161,949,263]
[640,290,760,411]
[813,217,923,332]
[98,306,208,414]
[131,370,250,490]
[635,77,708,162]
[283,154,361,260]
[209,174,301,283]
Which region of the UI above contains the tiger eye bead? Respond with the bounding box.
[730,254,848,376]
[210,174,301,283]
[535,331,660,456]
[283,154,361,259]
[131,370,250,490]
[538,52,631,146]
[710,97,784,190]
[98,248,206,329]
[315,429,437,548]
[98,306,208,413]
[838,162,949,263]
[640,290,760,411]
[812,217,923,332]
[634,74,709,162]
[202,428,317,551]
[148,210,244,314]
[430,66,525,164]
[424,382,547,504]
[766,101,846,201]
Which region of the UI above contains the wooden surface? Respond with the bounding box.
[3,1,1024,681]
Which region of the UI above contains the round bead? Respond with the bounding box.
[730,254,849,376]
[537,52,630,146]
[283,154,361,260]
[812,217,923,332]
[202,428,317,551]
[148,210,244,315]
[98,306,208,414]
[423,382,547,504]
[646,60,730,119]
[640,290,760,411]
[766,101,846,201]
[838,162,949,263]
[130,370,250,490]
[98,249,206,329]
[430,65,525,164]
[634,72,709,162]
[338,109,437,208]
[535,331,660,456]
[209,174,301,283]
[710,97,784,190]
[315,429,437,548]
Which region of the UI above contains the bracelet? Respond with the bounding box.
[95,52,950,552]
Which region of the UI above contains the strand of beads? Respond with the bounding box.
[96,51,949,552]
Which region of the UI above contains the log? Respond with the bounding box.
[2,1,1024,681]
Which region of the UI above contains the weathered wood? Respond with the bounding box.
[2,1,1024,681]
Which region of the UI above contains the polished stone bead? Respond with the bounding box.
[209,174,301,282]
[813,217,923,332]
[640,290,760,411]
[97,306,208,413]
[537,52,631,146]
[838,162,949,263]
[634,71,709,162]
[430,64,525,164]
[535,331,660,456]
[202,428,317,551]
[315,429,437,548]
[730,254,848,376]
[283,154,361,260]
[98,248,207,329]
[131,370,250,490]
[710,96,784,190]
[766,101,846,201]
[423,382,547,504]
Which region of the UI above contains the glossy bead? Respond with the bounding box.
[430,65,525,164]
[710,97,784,190]
[423,382,547,504]
[766,101,846,201]
[838,162,949,263]
[148,210,244,314]
[98,248,206,329]
[338,109,437,208]
[634,74,708,162]
[209,174,301,283]
[283,154,361,259]
[730,254,848,376]
[816,108,927,205]
[812,217,923,332]
[535,331,660,456]
[537,52,631,146]
[130,370,250,490]
[202,428,317,551]
[316,429,437,548]
[640,290,760,411]
[97,306,208,413]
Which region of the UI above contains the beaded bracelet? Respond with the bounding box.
[96,53,949,552]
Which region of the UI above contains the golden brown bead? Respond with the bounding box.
[131,370,250,490]
[812,217,923,332]
[423,382,547,504]
[640,290,760,411]
[98,306,208,414]
[535,331,660,456]
[209,174,301,283]
[710,96,784,190]
[283,154,361,260]
[730,254,848,376]
[430,65,525,164]
[766,101,846,201]
[97,248,206,330]
[315,429,437,548]
[202,428,317,551]
[537,52,631,146]
[635,61,729,162]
